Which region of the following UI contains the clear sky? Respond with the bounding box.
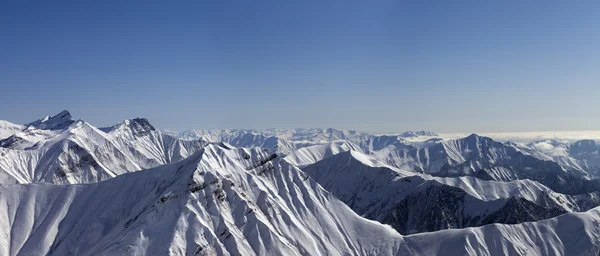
[1,1,599,133]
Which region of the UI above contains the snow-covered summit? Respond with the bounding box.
[100,117,156,136]
[25,110,75,131]
[399,130,439,138]
[0,120,23,140]
[0,143,410,255]
[0,113,207,184]
[4,111,600,254]
[302,148,600,234]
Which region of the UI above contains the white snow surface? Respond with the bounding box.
[4,141,600,255]
[282,141,363,167]
[0,120,24,140]
[0,116,207,184]
[404,208,600,255]
[0,144,408,256]
[5,113,600,255]
[303,150,583,214]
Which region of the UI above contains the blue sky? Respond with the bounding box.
[1,1,599,133]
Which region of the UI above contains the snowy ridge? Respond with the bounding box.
[0,144,409,255]
[0,112,207,184]
[282,141,363,167]
[512,139,600,178]
[3,140,600,255]
[399,131,439,138]
[0,121,24,140]
[6,112,600,254]
[24,110,74,131]
[405,207,600,255]
[368,133,600,195]
[302,149,600,234]
[164,128,440,155]
[166,128,372,144]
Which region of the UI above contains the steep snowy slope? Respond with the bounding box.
[513,139,600,178]
[282,141,363,167]
[404,207,600,255]
[165,128,600,184]
[0,110,80,150]
[0,120,23,140]
[0,112,207,184]
[166,128,443,154]
[0,144,410,256]
[371,134,600,195]
[302,150,600,234]
[25,110,74,130]
[163,129,305,156]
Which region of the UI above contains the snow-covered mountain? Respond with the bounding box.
[162,128,441,155]
[0,111,207,184]
[163,129,311,156]
[0,121,24,141]
[5,133,600,255]
[512,139,600,178]
[6,112,600,255]
[400,130,439,138]
[0,143,411,255]
[301,150,600,234]
[282,141,364,167]
[403,207,600,255]
[165,128,373,144]
[173,127,600,195]
[369,134,600,195]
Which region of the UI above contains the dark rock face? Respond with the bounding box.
[98,117,155,136]
[303,151,597,236]
[451,153,600,195]
[381,183,570,235]
[480,197,567,225]
[382,184,473,234]
[128,118,155,136]
[0,135,27,149]
[55,143,101,179]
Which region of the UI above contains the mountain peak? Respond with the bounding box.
[25,110,74,130]
[458,133,497,145]
[400,131,439,138]
[102,117,156,136]
[129,117,154,130]
[465,133,480,139]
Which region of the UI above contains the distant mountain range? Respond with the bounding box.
[2,110,600,255]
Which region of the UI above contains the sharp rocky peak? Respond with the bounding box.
[124,117,155,135]
[25,110,74,130]
[102,117,156,136]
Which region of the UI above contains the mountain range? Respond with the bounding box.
[2,111,600,255]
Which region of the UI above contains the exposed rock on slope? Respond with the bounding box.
[302,150,600,234]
